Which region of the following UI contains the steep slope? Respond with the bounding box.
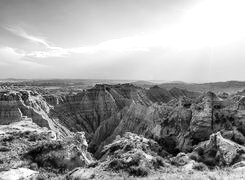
[146,86,200,104]
[90,102,173,157]
[50,84,151,135]
[90,88,245,158]
[169,87,201,99]
[0,90,71,137]
[146,86,173,103]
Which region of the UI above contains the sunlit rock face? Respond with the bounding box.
[0,90,71,137]
[0,90,50,126]
[0,91,27,125]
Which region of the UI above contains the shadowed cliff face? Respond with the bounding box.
[49,84,152,135]
[86,88,245,158]
[90,102,170,157]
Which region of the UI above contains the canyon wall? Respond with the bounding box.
[1,84,245,160]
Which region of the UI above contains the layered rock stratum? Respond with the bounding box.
[1,83,245,179]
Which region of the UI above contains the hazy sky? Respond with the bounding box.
[0,0,245,82]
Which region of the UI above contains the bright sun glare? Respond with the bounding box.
[115,0,245,54]
[172,0,245,50]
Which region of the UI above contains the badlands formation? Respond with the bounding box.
[1,82,245,179]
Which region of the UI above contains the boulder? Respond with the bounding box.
[0,119,93,175]
[24,132,94,172]
[100,132,168,177]
[193,132,245,166]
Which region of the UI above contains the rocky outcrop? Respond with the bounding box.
[0,90,28,125]
[192,132,245,167]
[99,132,168,177]
[158,104,192,153]
[189,93,214,142]
[0,120,56,171]
[0,90,71,137]
[24,132,94,172]
[0,120,93,176]
[151,91,245,155]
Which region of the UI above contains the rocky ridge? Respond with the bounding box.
[1,84,245,179]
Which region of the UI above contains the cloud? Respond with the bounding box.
[0,46,23,60]
[5,0,245,61]
[25,34,152,58]
[0,46,49,78]
[0,46,46,67]
[4,25,151,58]
[4,26,51,48]
[3,24,198,59]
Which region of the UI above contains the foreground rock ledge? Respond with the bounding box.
[0,120,93,179]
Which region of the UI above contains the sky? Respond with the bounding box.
[0,0,245,82]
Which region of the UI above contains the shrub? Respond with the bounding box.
[127,166,149,177]
[189,152,200,161]
[192,162,209,171]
